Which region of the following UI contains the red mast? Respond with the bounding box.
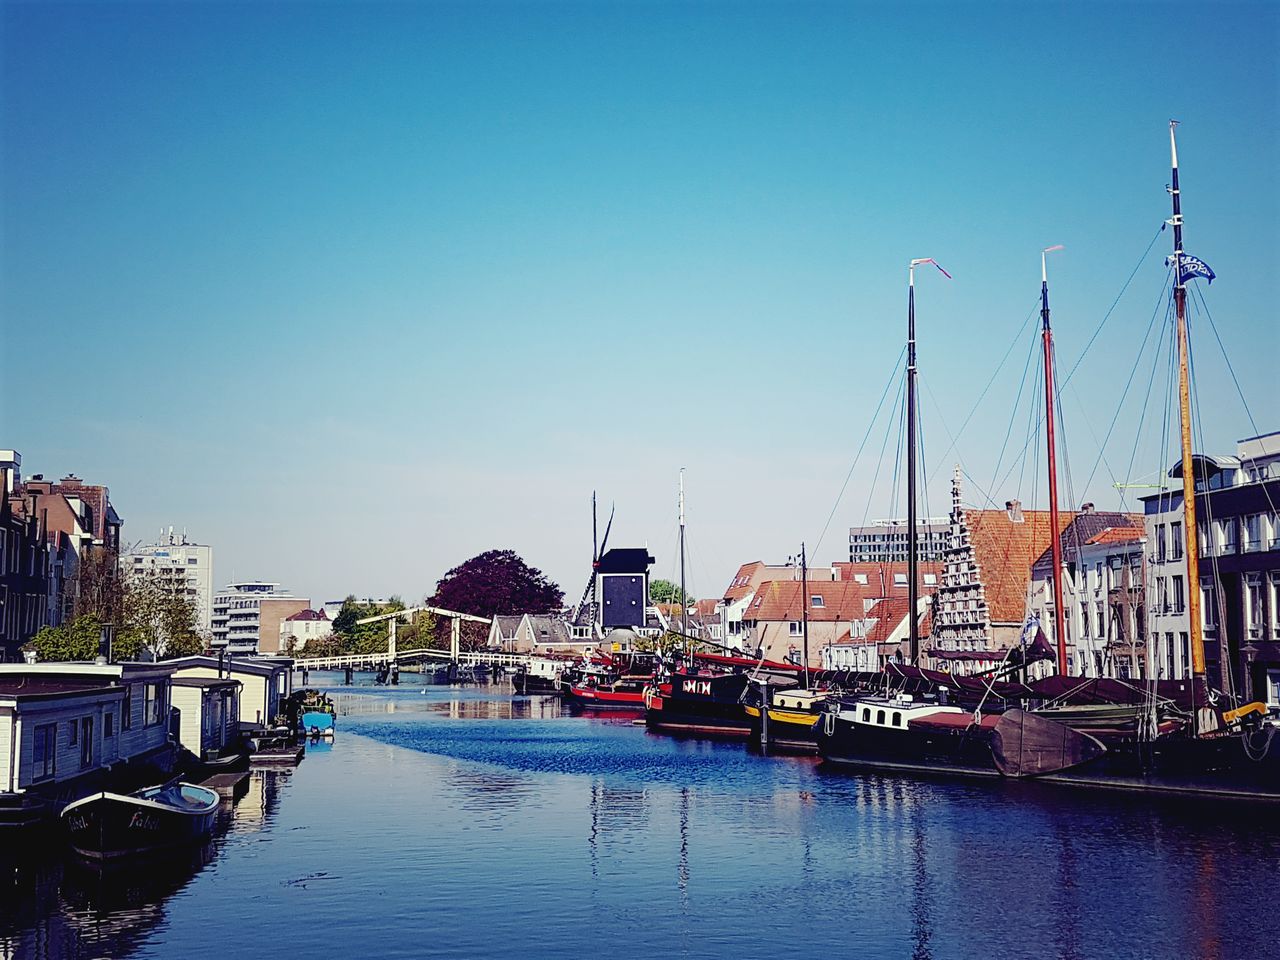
[1041,245,1068,674]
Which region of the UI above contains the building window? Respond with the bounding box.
[854,574,868,585]
[1172,576,1185,614]
[923,574,937,586]
[80,717,93,769]
[68,719,78,747]
[122,685,133,729]
[894,573,907,586]
[145,682,166,726]
[1156,524,1167,563]
[810,595,824,608]
[33,724,56,781]
[1246,574,1264,639]
[1244,514,1264,552]
[788,621,802,636]
[1201,579,1218,632]
[1170,521,1183,561]
[104,713,114,737]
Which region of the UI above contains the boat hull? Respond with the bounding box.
[512,673,560,695]
[62,785,220,861]
[817,707,1280,800]
[301,710,335,735]
[745,705,821,753]
[563,683,647,709]
[645,672,753,738]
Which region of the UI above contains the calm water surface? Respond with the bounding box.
[3,676,1277,959]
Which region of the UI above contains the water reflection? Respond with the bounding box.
[4,688,1279,960]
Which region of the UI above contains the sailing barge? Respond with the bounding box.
[816,123,1280,800]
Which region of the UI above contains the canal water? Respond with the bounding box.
[3,678,1277,959]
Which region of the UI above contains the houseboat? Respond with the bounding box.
[0,662,179,828]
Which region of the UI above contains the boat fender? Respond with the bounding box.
[822,710,836,737]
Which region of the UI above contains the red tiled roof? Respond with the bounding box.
[744,580,871,622]
[831,561,944,592]
[1086,525,1145,546]
[862,597,932,645]
[695,598,719,617]
[964,508,1075,624]
[285,608,327,621]
[723,561,764,602]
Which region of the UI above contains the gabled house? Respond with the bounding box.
[741,580,873,667]
[1028,512,1145,678]
[486,615,523,652]
[929,469,1079,674]
[824,597,933,671]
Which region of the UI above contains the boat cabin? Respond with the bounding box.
[166,655,293,728]
[844,695,964,730]
[0,662,177,797]
[772,689,829,712]
[170,676,241,761]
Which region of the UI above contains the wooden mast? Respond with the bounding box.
[800,542,810,688]
[679,468,688,639]
[1041,244,1068,674]
[906,258,950,665]
[1169,120,1208,685]
[907,265,919,664]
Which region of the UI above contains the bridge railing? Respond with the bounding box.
[293,648,533,672]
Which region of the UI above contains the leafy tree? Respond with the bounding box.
[332,595,361,636]
[430,550,563,650]
[650,579,693,606]
[28,615,104,661]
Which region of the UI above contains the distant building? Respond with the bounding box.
[4,457,123,633]
[0,455,49,660]
[278,608,331,654]
[1141,431,1280,704]
[211,582,307,655]
[720,559,939,653]
[849,518,948,563]
[928,470,1078,675]
[486,615,523,652]
[1027,510,1145,678]
[122,530,215,632]
[822,597,932,672]
[741,580,874,667]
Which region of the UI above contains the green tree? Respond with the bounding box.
[649,579,692,606]
[28,615,104,661]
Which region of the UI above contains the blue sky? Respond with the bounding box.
[3,1,1276,606]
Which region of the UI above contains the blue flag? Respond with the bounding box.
[1166,254,1216,285]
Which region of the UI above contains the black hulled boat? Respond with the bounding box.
[62,782,220,860]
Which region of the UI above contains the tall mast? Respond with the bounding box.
[906,258,950,664]
[1041,244,1068,675]
[679,468,687,639]
[591,491,598,612]
[1169,120,1207,685]
[800,542,810,688]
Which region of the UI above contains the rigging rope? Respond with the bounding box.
[812,345,906,557]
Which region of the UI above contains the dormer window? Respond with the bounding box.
[810,595,824,608]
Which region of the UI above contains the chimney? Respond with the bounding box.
[1005,499,1024,523]
[1081,502,1095,514]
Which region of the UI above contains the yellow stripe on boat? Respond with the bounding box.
[767,709,820,727]
[1224,701,1267,723]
